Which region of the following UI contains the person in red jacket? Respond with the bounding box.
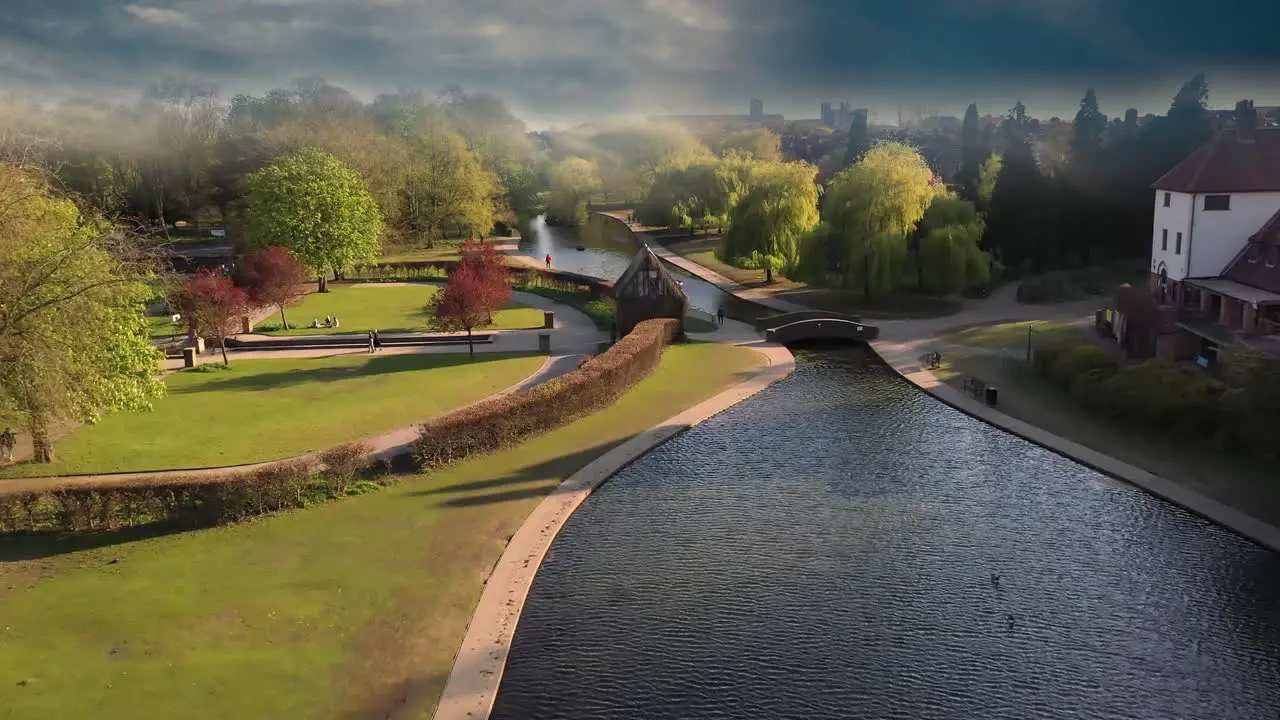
[544,253,552,269]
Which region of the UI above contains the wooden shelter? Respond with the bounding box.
[615,245,688,338]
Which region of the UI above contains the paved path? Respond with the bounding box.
[432,318,795,720]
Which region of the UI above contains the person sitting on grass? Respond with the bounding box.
[310,318,321,329]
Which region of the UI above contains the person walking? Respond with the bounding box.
[373,329,381,352]
[544,253,552,270]
[716,306,726,327]
[367,330,375,354]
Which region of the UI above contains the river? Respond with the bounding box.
[492,221,1280,719]
[514,215,734,317]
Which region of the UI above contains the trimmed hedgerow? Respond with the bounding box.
[413,318,677,467]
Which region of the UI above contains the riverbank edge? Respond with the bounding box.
[615,209,1280,553]
[430,335,797,720]
[871,341,1280,553]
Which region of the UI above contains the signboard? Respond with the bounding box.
[210,229,226,237]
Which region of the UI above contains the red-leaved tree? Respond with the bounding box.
[456,238,512,323]
[237,246,309,330]
[174,271,250,366]
[431,263,493,359]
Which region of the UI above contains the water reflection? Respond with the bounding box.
[517,215,733,316]
[492,345,1280,720]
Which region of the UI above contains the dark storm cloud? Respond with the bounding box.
[0,0,1276,120]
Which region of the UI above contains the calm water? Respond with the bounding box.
[517,215,732,316]
[491,345,1280,720]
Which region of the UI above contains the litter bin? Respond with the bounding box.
[182,347,198,368]
[538,332,551,354]
[985,386,998,406]
[543,311,555,329]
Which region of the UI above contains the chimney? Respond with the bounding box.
[1236,99,1257,141]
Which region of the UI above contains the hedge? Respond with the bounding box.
[414,318,678,467]
[0,319,680,535]
[0,444,370,534]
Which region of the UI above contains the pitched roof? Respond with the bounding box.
[615,245,688,301]
[1152,128,1280,193]
[1221,207,1280,294]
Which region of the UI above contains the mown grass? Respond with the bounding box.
[0,352,544,477]
[0,341,768,720]
[257,284,545,336]
[939,319,1087,349]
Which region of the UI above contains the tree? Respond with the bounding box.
[716,128,781,162]
[821,143,944,300]
[545,157,600,226]
[174,270,250,366]
[842,109,871,167]
[431,263,493,359]
[722,161,820,282]
[246,148,382,292]
[0,163,165,463]
[238,246,309,330]
[456,237,512,325]
[976,154,1002,212]
[985,102,1051,271]
[1070,88,1108,168]
[915,194,988,293]
[400,117,495,242]
[956,103,987,200]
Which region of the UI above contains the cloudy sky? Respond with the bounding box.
[2,0,1279,126]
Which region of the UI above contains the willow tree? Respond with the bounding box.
[716,128,781,162]
[722,161,820,282]
[0,163,165,463]
[246,148,383,291]
[823,143,944,300]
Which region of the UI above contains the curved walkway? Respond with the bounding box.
[639,246,1280,553]
[432,321,795,720]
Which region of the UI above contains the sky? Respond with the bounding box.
[2,0,1279,128]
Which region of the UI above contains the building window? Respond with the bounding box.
[1163,192,1171,207]
[1248,243,1262,263]
[1176,232,1182,254]
[1161,229,1168,250]
[1204,194,1231,211]
[1268,247,1279,268]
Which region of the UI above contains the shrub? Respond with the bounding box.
[413,318,677,468]
[1048,343,1117,388]
[1096,359,1225,435]
[318,442,373,494]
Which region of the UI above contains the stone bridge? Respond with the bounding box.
[758,311,880,344]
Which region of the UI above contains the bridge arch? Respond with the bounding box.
[755,310,862,331]
[763,318,880,344]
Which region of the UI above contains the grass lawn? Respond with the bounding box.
[375,244,463,264]
[940,319,1087,349]
[144,315,184,339]
[0,353,545,477]
[933,353,1280,528]
[258,284,545,335]
[0,341,767,720]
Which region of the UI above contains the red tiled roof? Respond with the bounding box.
[1152,128,1280,193]
[1222,207,1280,293]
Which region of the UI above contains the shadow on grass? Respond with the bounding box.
[170,352,521,394]
[345,673,452,720]
[416,435,639,508]
[0,523,193,562]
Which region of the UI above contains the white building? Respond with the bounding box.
[1146,111,1280,360]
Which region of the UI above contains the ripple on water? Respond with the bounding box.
[491,346,1280,720]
